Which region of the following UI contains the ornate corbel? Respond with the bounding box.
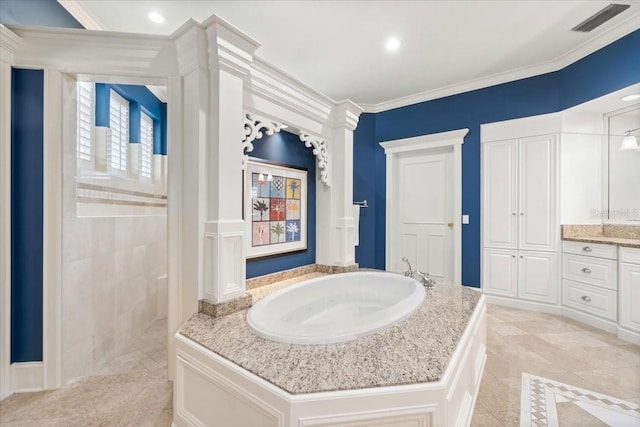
[242,113,285,169]
[299,133,330,186]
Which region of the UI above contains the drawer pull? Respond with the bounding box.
[582,246,592,252]
[581,295,592,302]
[581,268,592,274]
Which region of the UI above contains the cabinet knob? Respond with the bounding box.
[511,255,516,258]
[520,256,523,259]
[581,295,592,302]
[512,212,516,216]
[581,268,591,274]
[582,246,592,252]
[520,213,524,216]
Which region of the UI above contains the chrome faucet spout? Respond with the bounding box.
[402,256,412,272]
[402,257,435,289]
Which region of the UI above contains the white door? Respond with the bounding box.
[392,149,454,280]
[619,262,640,332]
[518,251,557,303]
[483,139,518,249]
[482,248,517,297]
[519,135,556,251]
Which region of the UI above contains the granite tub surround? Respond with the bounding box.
[245,263,318,290]
[180,279,481,394]
[562,224,640,248]
[198,294,252,318]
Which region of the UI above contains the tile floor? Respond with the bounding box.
[471,304,640,426]
[1,305,639,426]
[0,319,172,426]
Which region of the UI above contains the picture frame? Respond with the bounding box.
[245,158,307,259]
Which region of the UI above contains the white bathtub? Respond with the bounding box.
[247,271,425,344]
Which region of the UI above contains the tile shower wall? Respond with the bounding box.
[60,77,167,383]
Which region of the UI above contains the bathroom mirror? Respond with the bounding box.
[606,104,640,222]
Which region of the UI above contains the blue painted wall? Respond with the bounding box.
[95,83,167,154]
[0,0,83,28]
[246,130,316,278]
[11,69,44,363]
[355,29,640,288]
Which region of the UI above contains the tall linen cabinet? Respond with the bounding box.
[482,133,559,306]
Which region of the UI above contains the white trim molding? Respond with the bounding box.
[299,132,330,186]
[380,128,468,285]
[56,0,104,30]
[242,112,285,169]
[0,25,21,402]
[11,362,44,393]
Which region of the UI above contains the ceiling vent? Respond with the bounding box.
[572,3,631,32]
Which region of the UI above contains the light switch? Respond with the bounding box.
[462,215,469,224]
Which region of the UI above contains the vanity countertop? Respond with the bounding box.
[561,224,640,249]
[563,235,640,248]
[179,278,482,395]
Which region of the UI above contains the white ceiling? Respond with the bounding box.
[62,1,640,110]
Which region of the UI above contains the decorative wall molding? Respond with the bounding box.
[0,25,22,62]
[174,24,208,77]
[204,15,260,78]
[299,132,330,186]
[57,0,104,30]
[242,113,285,169]
[333,100,363,131]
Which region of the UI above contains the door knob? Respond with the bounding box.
[447,222,453,228]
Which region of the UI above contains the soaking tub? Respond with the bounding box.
[247,271,425,344]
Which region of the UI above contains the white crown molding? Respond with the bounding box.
[205,15,260,77]
[333,100,364,131]
[174,24,208,76]
[56,0,104,30]
[247,57,335,130]
[0,25,22,62]
[8,25,178,77]
[366,12,640,113]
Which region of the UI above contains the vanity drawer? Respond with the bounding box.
[562,279,617,321]
[562,254,617,290]
[562,241,617,260]
[620,246,640,265]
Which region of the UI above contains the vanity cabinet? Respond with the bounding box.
[482,134,558,304]
[561,241,617,321]
[619,247,640,334]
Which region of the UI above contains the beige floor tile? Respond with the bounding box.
[574,366,640,401]
[535,331,610,348]
[470,410,505,426]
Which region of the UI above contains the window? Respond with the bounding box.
[140,112,154,181]
[109,89,129,172]
[76,82,93,162]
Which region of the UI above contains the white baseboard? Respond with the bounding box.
[617,327,640,345]
[484,295,562,315]
[561,307,617,334]
[11,362,44,393]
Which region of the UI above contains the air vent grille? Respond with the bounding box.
[572,3,631,32]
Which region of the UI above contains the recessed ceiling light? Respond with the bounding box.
[385,36,402,52]
[621,94,640,102]
[148,11,165,24]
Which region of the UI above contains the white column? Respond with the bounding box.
[316,101,362,267]
[202,17,259,303]
[174,25,208,320]
[0,24,21,401]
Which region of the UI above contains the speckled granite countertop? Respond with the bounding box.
[563,236,640,248]
[562,224,640,248]
[179,279,482,395]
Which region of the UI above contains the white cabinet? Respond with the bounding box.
[619,247,640,334]
[482,135,558,304]
[483,249,517,297]
[518,251,558,304]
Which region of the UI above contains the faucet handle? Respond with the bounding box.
[402,256,413,272]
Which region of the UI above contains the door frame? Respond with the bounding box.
[380,128,468,284]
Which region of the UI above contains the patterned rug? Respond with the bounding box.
[520,373,640,426]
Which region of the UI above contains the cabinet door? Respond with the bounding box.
[619,262,640,332]
[483,140,518,249]
[482,249,517,297]
[518,251,558,304]
[519,135,557,251]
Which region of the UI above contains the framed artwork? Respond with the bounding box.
[245,158,307,259]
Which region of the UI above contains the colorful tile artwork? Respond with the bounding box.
[252,173,301,247]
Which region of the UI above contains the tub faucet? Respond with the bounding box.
[402,257,435,289]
